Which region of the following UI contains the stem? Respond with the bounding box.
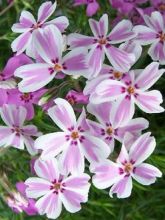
[0,1,14,17]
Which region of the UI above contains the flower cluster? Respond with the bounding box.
[0,1,164,219]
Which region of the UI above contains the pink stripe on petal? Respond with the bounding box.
[110,176,132,198]
[62,48,89,76]
[11,31,32,55]
[87,44,104,78]
[34,158,59,182]
[89,18,100,37]
[104,45,135,72]
[133,163,162,185]
[135,90,164,113]
[15,63,54,92]
[19,11,36,28]
[108,20,136,44]
[37,1,56,23]
[48,98,76,131]
[129,132,156,165]
[110,95,135,128]
[148,41,165,65]
[92,160,122,189]
[99,14,108,37]
[59,143,84,175]
[45,16,69,32]
[33,26,63,64]
[68,33,94,49]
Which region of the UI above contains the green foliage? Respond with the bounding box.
[0,0,165,219]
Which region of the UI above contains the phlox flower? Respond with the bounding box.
[68,14,136,78]
[91,132,162,198]
[150,0,165,20]
[66,90,89,106]
[11,1,69,56]
[0,104,41,155]
[7,88,46,120]
[133,11,165,64]
[88,62,164,126]
[7,182,37,215]
[25,158,90,219]
[15,25,89,92]
[35,98,110,175]
[87,102,149,152]
[74,0,100,17]
[0,54,32,105]
[109,0,148,15]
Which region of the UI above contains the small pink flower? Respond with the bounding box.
[35,98,110,175]
[89,62,164,125]
[134,11,165,64]
[0,54,32,106]
[87,103,149,152]
[0,104,41,155]
[15,26,89,92]
[6,182,37,215]
[74,0,100,17]
[11,1,69,56]
[68,14,136,77]
[91,132,162,198]
[66,90,89,106]
[7,88,46,120]
[25,158,90,219]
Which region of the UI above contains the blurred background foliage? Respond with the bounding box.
[0,0,165,219]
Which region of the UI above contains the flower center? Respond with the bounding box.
[98,38,107,45]
[127,86,135,94]
[71,131,79,140]
[11,126,22,136]
[159,3,165,11]
[124,163,133,173]
[53,183,61,190]
[159,32,165,42]
[67,96,76,105]
[32,22,42,30]
[54,63,63,71]
[21,93,33,102]
[106,127,113,135]
[113,71,122,79]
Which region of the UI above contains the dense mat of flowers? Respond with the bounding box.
[0,0,164,219]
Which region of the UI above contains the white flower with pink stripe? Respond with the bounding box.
[87,103,149,152]
[89,62,165,126]
[35,98,110,175]
[134,11,165,64]
[0,104,41,155]
[91,132,162,198]
[14,25,89,93]
[25,158,90,219]
[11,1,69,56]
[68,14,136,78]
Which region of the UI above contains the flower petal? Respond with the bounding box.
[35,132,66,159]
[59,142,85,175]
[144,11,164,32]
[19,11,36,28]
[87,44,105,78]
[48,98,76,131]
[89,14,108,37]
[35,192,62,219]
[15,63,54,92]
[25,177,51,198]
[37,1,56,23]
[62,48,89,76]
[34,158,59,182]
[104,45,135,72]
[11,31,32,55]
[33,25,63,64]
[129,132,156,165]
[135,62,164,90]
[132,163,162,185]
[67,33,95,49]
[92,79,125,104]
[110,95,135,128]
[108,20,136,44]
[148,41,165,65]
[135,90,164,113]
[133,25,157,45]
[110,176,132,198]
[81,134,110,163]
[91,160,122,189]
[45,16,69,32]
